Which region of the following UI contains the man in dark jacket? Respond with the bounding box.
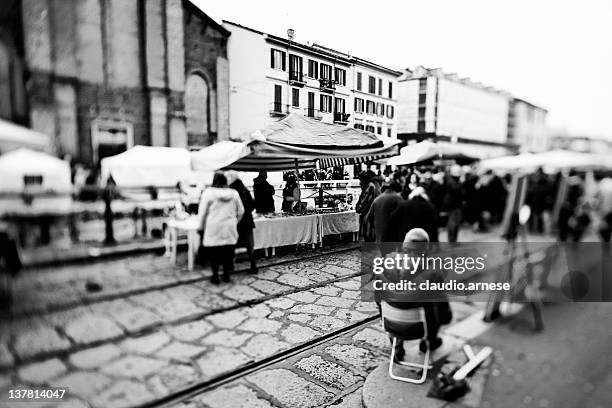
[228,172,258,274]
[443,169,464,242]
[253,171,275,214]
[392,186,439,243]
[367,181,403,255]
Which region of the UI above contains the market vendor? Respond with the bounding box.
[282,172,301,212]
[253,171,275,214]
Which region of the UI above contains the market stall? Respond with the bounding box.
[0,119,50,153]
[385,140,479,166]
[479,149,611,173]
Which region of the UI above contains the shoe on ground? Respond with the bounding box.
[248,266,258,275]
[210,275,221,285]
[221,274,231,283]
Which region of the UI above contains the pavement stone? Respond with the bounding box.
[222,285,264,302]
[197,384,274,408]
[289,304,334,315]
[244,304,272,318]
[313,286,342,296]
[196,347,252,379]
[256,270,280,281]
[91,379,154,408]
[281,324,322,344]
[352,328,389,350]
[310,316,347,332]
[276,274,314,288]
[156,341,207,361]
[168,320,214,341]
[241,334,290,359]
[354,302,379,313]
[120,331,171,354]
[18,358,67,384]
[250,280,292,295]
[63,314,124,345]
[321,265,354,277]
[201,330,253,348]
[327,389,363,408]
[266,298,295,310]
[341,290,361,300]
[335,309,371,324]
[240,318,283,333]
[109,306,163,333]
[152,298,203,321]
[295,355,362,390]
[334,280,362,290]
[52,372,113,398]
[69,344,122,369]
[148,363,200,394]
[325,344,380,372]
[12,324,72,360]
[54,397,90,408]
[206,310,248,329]
[100,355,167,379]
[247,368,334,408]
[316,295,355,308]
[300,269,334,282]
[287,291,320,303]
[287,313,312,323]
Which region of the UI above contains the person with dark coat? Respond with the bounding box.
[253,171,275,213]
[443,168,464,242]
[526,168,551,233]
[355,171,381,241]
[227,171,258,274]
[367,181,403,255]
[392,186,439,243]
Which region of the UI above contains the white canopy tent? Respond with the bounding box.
[479,150,611,173]
[385,140,479,166]
[101,145,194,188]
[0,148,71,193]
[0,119,50,153]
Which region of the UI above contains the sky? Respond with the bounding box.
[194,0,612,139]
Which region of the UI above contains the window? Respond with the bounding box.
[368,76,376,93]
[377,126,382,135]
[376,103,385,116]
[378,78,383,96]
[320,94,332,113]
[270,49,286,70]
[354,98,364,113]
[308,60,318,79]
[357,72,362,91]
[354,123,364,130]
[289,54,303,79]
[273,84,282,111]
[365,125,375,133]
[388,81,393,98]
[386,105,394,119]
[292,88,300,107]
[366,100,376,115]
[334,97,345,114]
[334,67,346,86]
[419,77,427,93]
[320,63,332,80]
[387,128,392,137]
[418,107,426,120]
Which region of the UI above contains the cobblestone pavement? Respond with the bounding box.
[0,249,383,408]
[7,242,359,316]
[168,301,483,408]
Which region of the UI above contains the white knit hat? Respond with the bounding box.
[402,228,430,250]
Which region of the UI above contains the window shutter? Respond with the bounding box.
[281,52,286,71]
[270,50,274,68]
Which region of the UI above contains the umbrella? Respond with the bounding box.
[0,119,50,152]
[386,141,478,166]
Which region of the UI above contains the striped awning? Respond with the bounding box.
[191,114,400,172]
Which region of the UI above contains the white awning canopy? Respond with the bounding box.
[0,148,71,193]
[0,119,50,153]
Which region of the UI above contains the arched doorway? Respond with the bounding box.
[184,73,209,146]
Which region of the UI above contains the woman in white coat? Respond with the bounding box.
[198,172,244,284]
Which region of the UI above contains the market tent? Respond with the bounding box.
[479,150,609,172]
[386,141,479,166]
[0,119,50,153]
[0,148,71,193]
[191,114,400,171]
[101,145,193,187]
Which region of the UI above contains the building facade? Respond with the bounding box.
[223,21,400,140]
[397,66,515,158]
[507,98,549,152]
[0,0,230,165]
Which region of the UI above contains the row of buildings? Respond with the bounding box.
[0,0,548,167]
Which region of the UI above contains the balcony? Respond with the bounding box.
[289,71,306,86]
[319,78,336,93]
[304,108,322,120]
[269,103,289,117]
[333,112,350,125]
